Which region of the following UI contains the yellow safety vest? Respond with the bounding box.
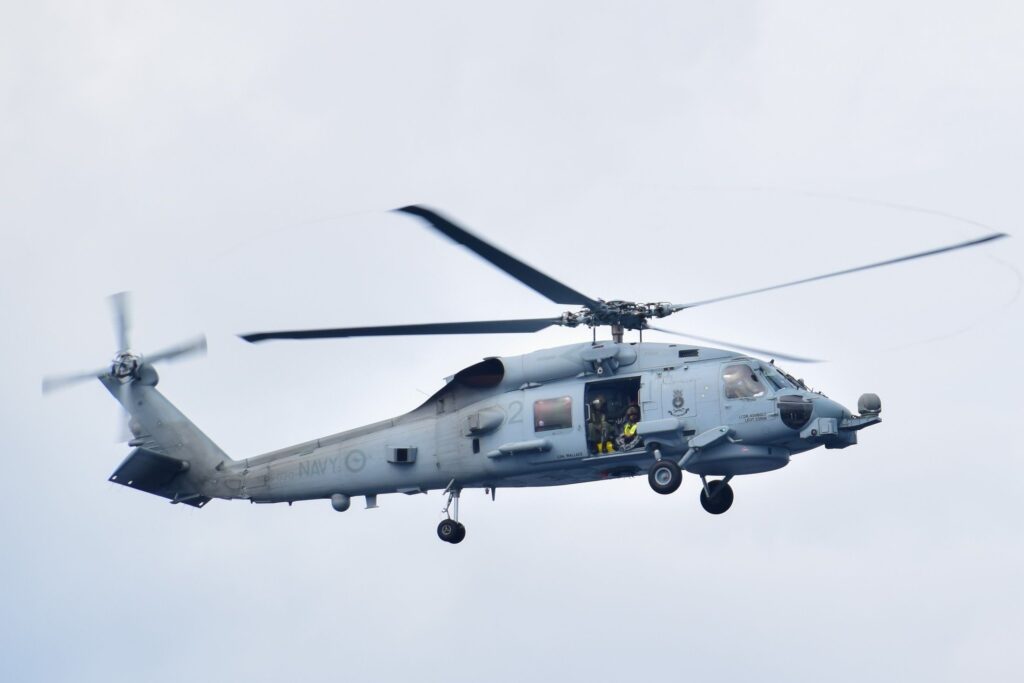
[623,422,637,437]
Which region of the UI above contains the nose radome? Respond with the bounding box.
[815,397,848,420]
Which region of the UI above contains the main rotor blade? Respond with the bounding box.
[240,318,564,343]
[42,367,110,394]
[109,291,132,351]
[145,336,207,364]
[678,232,1009,310]
[396,205,600,307]
[647,325,823,363]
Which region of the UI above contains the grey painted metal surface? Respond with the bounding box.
[94,339,880,516]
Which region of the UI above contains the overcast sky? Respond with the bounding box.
[3,2,1023,682]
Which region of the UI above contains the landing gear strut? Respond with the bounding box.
[699,475,734,515]
[437,484,466,544]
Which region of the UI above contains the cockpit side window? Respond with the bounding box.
[722,364,766,399]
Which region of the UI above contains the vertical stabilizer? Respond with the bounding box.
[102,371,233,506]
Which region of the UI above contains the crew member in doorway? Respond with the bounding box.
[588,397,615,454]
[617,406,642,451]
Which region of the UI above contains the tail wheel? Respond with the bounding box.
[699,480,734,514]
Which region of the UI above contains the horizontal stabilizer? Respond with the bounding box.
[109,448,210,508]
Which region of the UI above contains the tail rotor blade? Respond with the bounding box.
[44,293,207,405]
[109,291,132,351]
[41,367,110,394]
[646,325,824,363]
[145,336,207,364]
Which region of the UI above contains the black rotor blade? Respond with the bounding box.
[647,325,823,363]
[240,317,564,343]
[396,205,600,307]
[678,232,1008,310]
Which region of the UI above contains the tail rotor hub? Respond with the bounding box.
[111,352,141,382]
[42,291,206,399]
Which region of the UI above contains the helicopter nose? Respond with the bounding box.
[795,396,857,445]
[815,397,849,421]
[776,393,843,433]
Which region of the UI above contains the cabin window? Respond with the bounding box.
[534,396,573,432]
[722,364,765,399]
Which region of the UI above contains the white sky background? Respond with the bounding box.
[2,1,1023,681]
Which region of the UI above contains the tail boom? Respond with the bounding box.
[102,370,235,507]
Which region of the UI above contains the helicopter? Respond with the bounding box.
[43,206,1007,544]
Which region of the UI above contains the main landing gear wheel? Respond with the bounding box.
[438,484,466,543]
[437,519,466,544]
[648,459,682,495]
[699,480,734,515]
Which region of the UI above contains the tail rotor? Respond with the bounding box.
[110,290,132,354]
[42,292,207,440]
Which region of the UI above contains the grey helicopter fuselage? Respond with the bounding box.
[179,339,876,509]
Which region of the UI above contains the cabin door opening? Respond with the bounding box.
[583,376,643,454]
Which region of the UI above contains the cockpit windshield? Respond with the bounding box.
[761,363,808,391]
[759,363,796,391]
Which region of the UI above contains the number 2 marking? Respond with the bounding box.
[507,400,523,424]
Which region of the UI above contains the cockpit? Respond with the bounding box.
[722,364,766,399]
[758,363,801,391]
[722,362,804,399]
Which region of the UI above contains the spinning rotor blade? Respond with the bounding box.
[41,367,110,394]
[145,336,208,364]
[109,291,132,350]
[241,318,564,343]
[116,382,132,442]
[396,205,600,307]
[646,325,823,363]
[677,232,1008,310]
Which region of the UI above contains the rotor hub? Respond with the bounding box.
[565,301,682,331]
[236,205,1007,362]
[111,351,141,382]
